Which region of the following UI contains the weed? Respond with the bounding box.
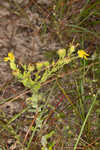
[3,44,89,149]
[0,1,100,149]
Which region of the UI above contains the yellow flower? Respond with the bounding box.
[78,50,89,60]
[8,52,15,61]
[4,52,15,62]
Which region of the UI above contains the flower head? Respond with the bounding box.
[4,52,15,62]
[78,50,89,60]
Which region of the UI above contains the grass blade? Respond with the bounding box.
[74,94,97,150]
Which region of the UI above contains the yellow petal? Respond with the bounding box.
[4,57,9,62]
[83,55,88,60]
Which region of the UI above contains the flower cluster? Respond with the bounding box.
[4,52,15,62]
